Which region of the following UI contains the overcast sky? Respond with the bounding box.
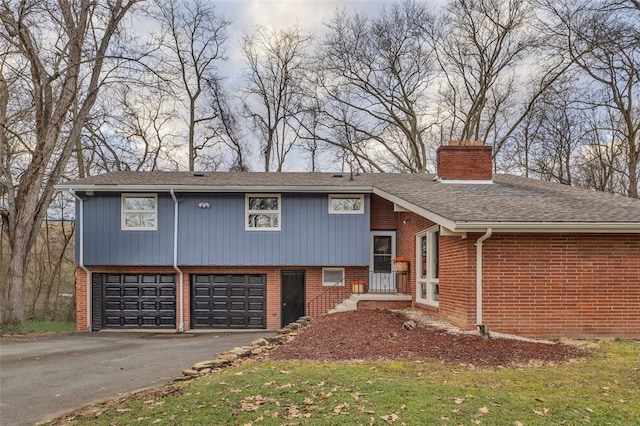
[214,0,403,75]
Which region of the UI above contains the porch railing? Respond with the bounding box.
[306,270,410,318]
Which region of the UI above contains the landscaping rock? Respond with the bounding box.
[209,358,231,368]
[218,352,238,362]
[192,361,215,371]
[229,346,252,358]
[251,338,269,347]
[402,320,416,330]
[180,317,312,378]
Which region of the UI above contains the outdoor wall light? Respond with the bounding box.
[197,201,211,209]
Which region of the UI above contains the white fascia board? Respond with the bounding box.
[55,184,375,193]
[372,187,457,231]
[453,222,640,233]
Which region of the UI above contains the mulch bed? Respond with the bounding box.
[268,310,587,366]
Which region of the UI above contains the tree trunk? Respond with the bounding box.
[3,241,28,324]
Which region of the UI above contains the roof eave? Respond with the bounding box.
[452,222,640,233]
[55,184,375,193]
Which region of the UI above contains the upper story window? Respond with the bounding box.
[122,194,157,231]
[328,194,364,214]
[246,194,281,231]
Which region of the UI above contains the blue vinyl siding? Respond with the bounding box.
[80,193,174,265]
[79,192,370,266]
[177,193,370,266]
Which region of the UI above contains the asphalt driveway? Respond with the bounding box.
[0,330,274,425]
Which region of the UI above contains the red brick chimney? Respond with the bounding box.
[436,140,493,182]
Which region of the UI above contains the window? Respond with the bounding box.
[322,268,345,286]
[122,194,157,231]
[416,226,439,306]
[246,194,281,230]
[328,194,364,214]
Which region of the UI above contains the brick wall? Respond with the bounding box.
[481,234,640,339]
[370,194,398,230]
[436,235,477,329]
[76,265,367,331]
[75,267,88,331]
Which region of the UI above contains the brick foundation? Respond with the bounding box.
[75,264,367,332]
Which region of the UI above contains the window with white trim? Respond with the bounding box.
[322,267,345,286]
[246,194,281,230]
[328,194,364,214]
[416,226,439,306]
[121,194,157,231]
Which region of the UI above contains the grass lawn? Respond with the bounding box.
[0,320,75,334]
[60,341,639,425]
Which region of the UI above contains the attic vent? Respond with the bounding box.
[332,174,343,178]
[193,172,204,177]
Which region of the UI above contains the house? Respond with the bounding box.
[56,143,640,339]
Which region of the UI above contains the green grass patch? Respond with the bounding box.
[59,341,640,425]
[0,320,75,334]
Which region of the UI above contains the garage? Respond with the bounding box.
[91,273,176,330]
[191,274,266,329]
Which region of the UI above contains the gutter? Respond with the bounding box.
[452,222,640,233]
[170,189,184,333]
[55,184,374,194]
[475,228,492,333]
[69,189,92,331]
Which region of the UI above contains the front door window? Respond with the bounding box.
[373,236,392,272]
[370,231,396,292]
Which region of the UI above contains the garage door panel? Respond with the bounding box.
[95,273,176,329]
[212,301,228,310]
[122,287,140,297]
[123,275,140,283]
[191,274,266,329]
[247,301,264,311]
[193,287,209,297]
[229,301,246,311]
[104,287,121,297]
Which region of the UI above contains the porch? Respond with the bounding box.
[307,270,412,317]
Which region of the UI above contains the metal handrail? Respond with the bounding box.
[306,270,410,318]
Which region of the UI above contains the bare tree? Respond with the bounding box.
[79,84,182,174]
[241,24,312,172]
[152,0,229,171]
[434,0,572,162]
[312,1,438,173]
[207,78,249,171]
[543,0,640,197]
[0,0,141,325]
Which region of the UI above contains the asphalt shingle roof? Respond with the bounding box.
[58,171,640,225]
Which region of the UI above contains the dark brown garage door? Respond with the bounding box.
[92,273,176,330]
[191,274,266,329]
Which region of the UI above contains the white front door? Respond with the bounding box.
[370,231,396,293]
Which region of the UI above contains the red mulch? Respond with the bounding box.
[268,310,587,366]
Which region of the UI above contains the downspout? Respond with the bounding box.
[69,189,92,331]
[170,189,184,332]
[475,228,492,333]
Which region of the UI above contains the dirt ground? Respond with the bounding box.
[268,309,587,366]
